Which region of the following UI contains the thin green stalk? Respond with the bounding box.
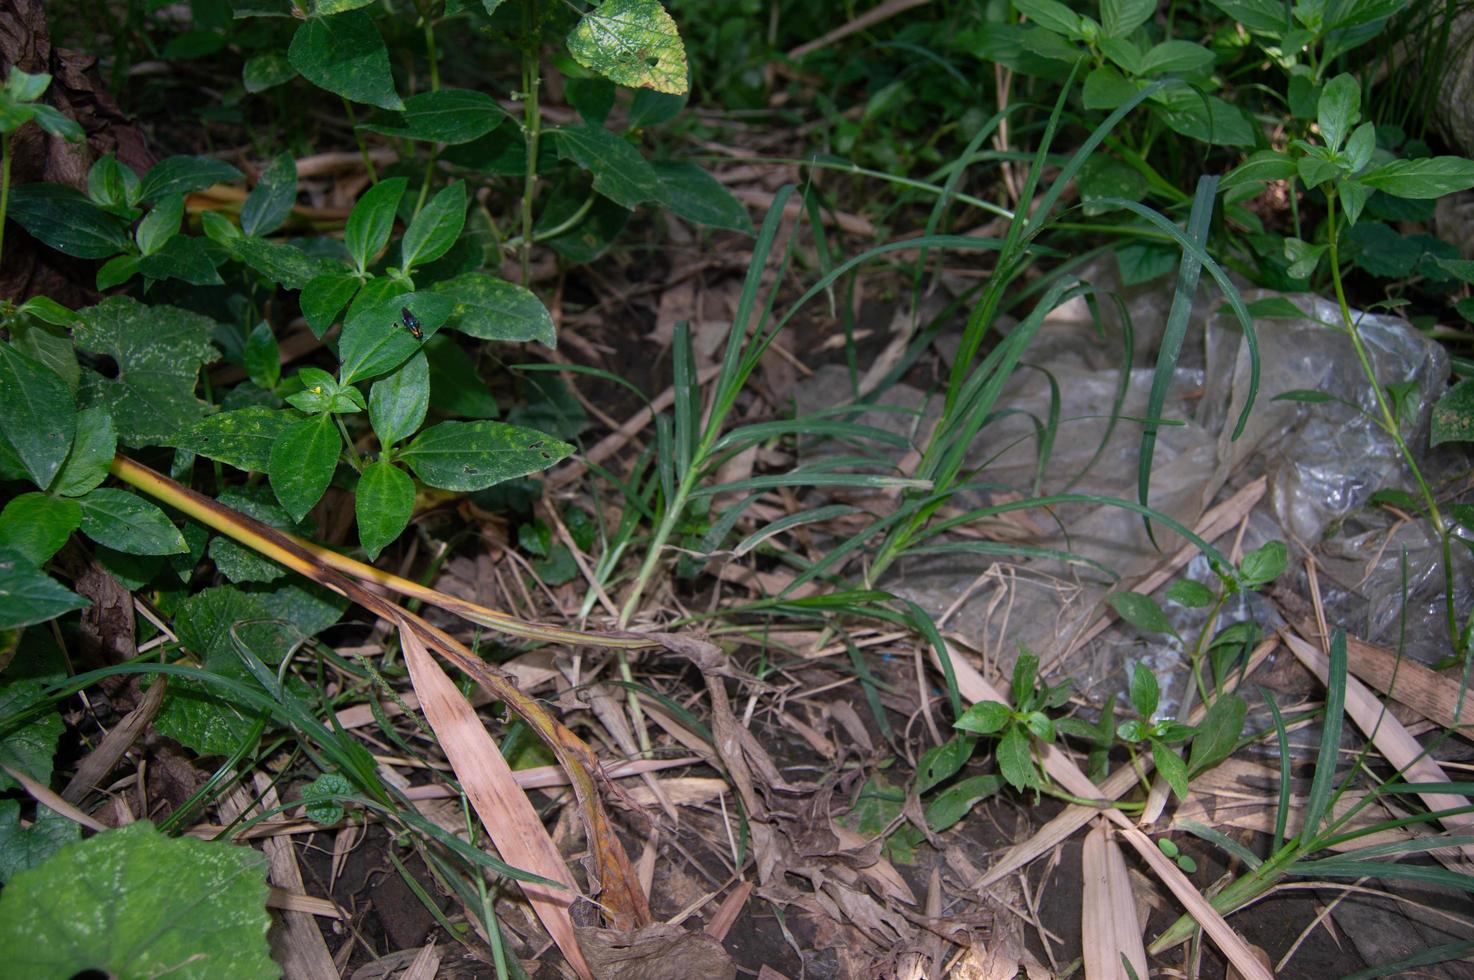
[342,98,378,184]
[518,5,541,287]
[1325,190,1458,652]
[423,12,440,92]
[413,145,440,218]
[0,131,11,268]
[334,414,363,471]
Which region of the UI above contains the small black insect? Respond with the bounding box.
[400,306,423,340]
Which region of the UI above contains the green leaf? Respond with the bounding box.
[138,156,243,203]
[0,493,80,565]
[0,342,75,489]
[73,297,219,448]
[924,774,1003,832]
[954,700,1011,735]
[284,367,366,415]
[268,412,342,522]
[1107,591,1174,634]
[135,193,183,256]
[995,725,1038,791]
[0,801,79,885]
[240,151,297,237]
[243,321,281,391]
[424,335,499,418]
[1011,648,1040,706]
[432,272,556,347]
[1360,156,1474,199]
[1141,39,1214,75]
[173,407,295,473]
[345,176,407,273]
[1130,662,1160,719]
[369,351,429,447]
[1432,379,1474,446]
[1078,156,1148,214]
[1237,539,1286,587]
[0,547,88,628]
[77,488,187,555]
[1283,237,1327,279]
[15,296,79,328]
[5,67,50,102]
[88,154,138,209]
[1082,65,1139,110]
[313,0,376,12]
[915,735,977,794]
[300,772,353,823]
[1219,149,1297,193]
[1014,0,1084,37]
[6,184,131,258]
[1152,740,1190,800]
[1206,0,1289,31]
[9,316,78,400]
[628,87,687,128]
[400,180,466,270]
[552,125,662,209]
[357,88,505,144]
[1101,0,1155,38]
[650,160,753,233]
[1317,73,1360,153]
[242,52,296,93]
[398,420,572,491]
[138,235,224,286]
[567,0,689,95]
[339,291,453,384]
[1116,241,1178,284]
[205,488,306,584]
[1187,693,1246,774]
[0,821,275,980]
[27,104,83,141]
[356,461,415,560]
[1098,35,1144,74]
[1155,90,1255,146]
[0,678,63,791]
[300,272,360,338]
[229,236,323,289]
[1165,578,1215,608]
[1242,295,1308,319]
[288,10,403,110]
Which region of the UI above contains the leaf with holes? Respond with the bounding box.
[915,735,977,795]
[567,0,688,95]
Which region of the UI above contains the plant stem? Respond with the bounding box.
[423,12,440,92]
[335,415,364,472]
[342,98,379,184]
[1325,189,1459,653]
[0,131,10,270]
[518,2,541,287]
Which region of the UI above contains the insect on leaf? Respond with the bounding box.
[567,0,689,96]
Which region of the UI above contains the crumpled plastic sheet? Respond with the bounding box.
[794,259,1469,709]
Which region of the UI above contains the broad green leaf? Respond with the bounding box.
[1238,539,1286,587]
[339,290,453,384]
[206,487,307,583]
[1153,741,1190,800]
[27,104,84,141]
[0,342,75,489]
[1432,379,1474,446]
[1014,0,1084,37]
[1082,65,1139,109]
[1107,591,1174,634]
[552,125,662,209]
[1129,662,1160,719]
[5,67,50,102]
[1283,237,1328,278]
[242,52,296,93]
[137,235,224,286]
[284,367,366,415]
[432,272,556,347]
[268,412,342,522]
[369,351,429,447]
[358,88,505,144]
[1141,39,1214,75]
[400,180,466,270]
[88,154,137,209]
[300,772,353,823]
[0,821,275,980]
[77,488,187,555]
[954,700,1011,735]
[567,0,689,95]
[1360,157,1474,199]
[0,801,79,884]
[73,297,219,447]
[345,176,407,273]
[1098,35,1144,74]
[1207,0,1290,31]
[1116,241,1178,284]
[1078,155,1147,214]
[1165,578,1215,608]
[567,76,617,125]
[288,11,403,110]
[300,272,360,338]
[424,334,499,418]
[240,151,297,237]
[356,461,415,560]
[0,548,87,629]
[6,184,131,258]
[1317,73,1360,153]
[173,407,295,472]
[995,725,1038,790]
[1155,90,1255,146]
[15,296,79,328]
[915,735,977,794]
[649,160,752,233]
[1187,693,1246,774]
[1218,149,1297,192]
[138,155,243,203]
[229,236,324,289]
[628,87,687,128]
[399,420,572,491]
[1344,122,1376,174]
[313,0,376,12]
[1243,296,1309,319]
[925,773,1003,832]
[134,193,183,256]
[1101,0,1155,38]
[0,493,80,565]
[0,678,63,791]
[243,321,281,391]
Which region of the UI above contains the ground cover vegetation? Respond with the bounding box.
[2,0,1474,976]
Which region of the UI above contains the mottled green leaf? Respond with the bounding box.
[400,180,465,270]
[0,493,80,565]
[358,88,505,144]
[300,272,360,338]
[137,235,223,286]
[339,290,452,384]
[0,801,79,885]
[229,236,323,289]
[0,548,88,629]
[174,407,295,473]
[650,160,752,232]
[6,184,130,259]
[240,152,297,237]
[0,678,63,791]
[356,461,415,560]
[432,272,555,347]
[77,488,187,555]
[399,420,571,491]
[0,342,75,489]
[138,155,243,203]
[552,125,661,209]
[288,11,403,110]
[242,52,296,93]
[369,351,429,447]
[268,412,342,522]
[567,0,689,95]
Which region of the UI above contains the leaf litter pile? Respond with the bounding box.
[6,2,1474,979]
